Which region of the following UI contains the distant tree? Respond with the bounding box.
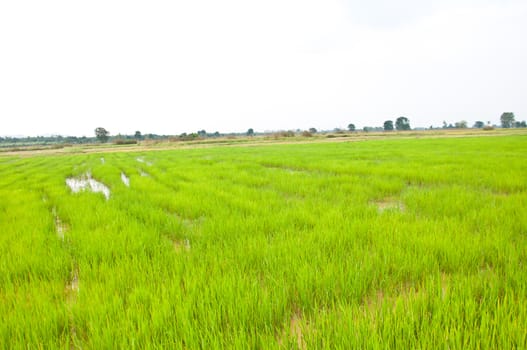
[348,123,356,132]
[500,112,515,128]
[520,121,527,128]
[134,131,142,140]
[395,117,411,131]
[383,120,394,131]
[213,131,220,137]
[247,128,254,136]
[455,121,468,128]
[95,127,110,143]
[442,121,448,129]
[309,128,317,134]
[197,130,207,137]
[473,121,485,128]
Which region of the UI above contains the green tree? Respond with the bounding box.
[247,128,254,136]
[395,116,411,131]
[309,128,317,134]
[383,120,394,131]
[473,121,484,128]
[348,123,356,132]
[134,131,142,140]
[197,130,207,137]
[500,112,515,128]
[455,121,467,128]
[95,127,110,143]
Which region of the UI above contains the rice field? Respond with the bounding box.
[1,135,526,349]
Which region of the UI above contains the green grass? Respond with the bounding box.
[1,135,526,349]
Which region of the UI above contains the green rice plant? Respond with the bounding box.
[0,135,526,348]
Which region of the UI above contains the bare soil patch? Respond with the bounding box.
[372,197,405,213]
[278,310,307,349]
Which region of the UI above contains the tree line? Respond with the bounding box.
[2,113,525,147]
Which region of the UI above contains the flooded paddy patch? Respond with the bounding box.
[66,173,110,200]
[136,157,153,166]
[121,172,130,187]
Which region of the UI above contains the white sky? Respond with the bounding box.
[1,0,526,136]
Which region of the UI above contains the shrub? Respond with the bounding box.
[113,139,138,145]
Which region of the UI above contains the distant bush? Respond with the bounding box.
[176,133,200,141]
[301,131,313,137]
[273,130,295,139]
[483,125,494,131]
[113,139,138,145]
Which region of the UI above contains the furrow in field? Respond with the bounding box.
[52,207,68,240]
[65,266,80,303]
[65,265,80,349]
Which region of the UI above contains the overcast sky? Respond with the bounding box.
[1,0,526,136]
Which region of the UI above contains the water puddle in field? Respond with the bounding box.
[136,157,153,166]
[121,172,130,187]
[66,173,110,200]
[52,207,68,240]
[372,197,405,213]
[139,169,149,177]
